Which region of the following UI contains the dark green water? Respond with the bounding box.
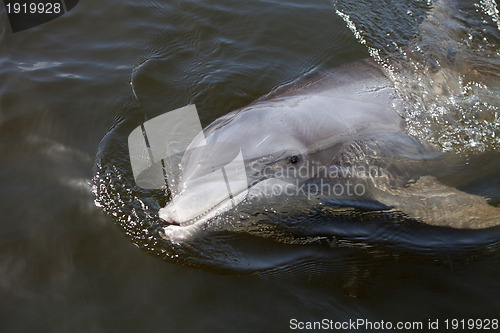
[1,0,499,332]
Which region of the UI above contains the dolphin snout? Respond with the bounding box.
[159,215,180,226]
[159,206,181,226]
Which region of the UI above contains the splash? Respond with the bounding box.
[476,0,500,31]
[335,0,500,154]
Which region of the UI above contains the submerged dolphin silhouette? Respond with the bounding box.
[158,59,500,242]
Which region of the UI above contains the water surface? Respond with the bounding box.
[1,0,499,331]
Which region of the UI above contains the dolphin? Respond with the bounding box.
[158,59,500,242]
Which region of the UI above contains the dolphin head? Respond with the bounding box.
[159,84,403,228]
[158,96,341,226]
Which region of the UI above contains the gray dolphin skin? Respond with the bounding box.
[159,59,500,242]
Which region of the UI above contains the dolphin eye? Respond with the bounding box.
[289,155,299,164]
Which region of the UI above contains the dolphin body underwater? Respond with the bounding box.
[157,4,500,243]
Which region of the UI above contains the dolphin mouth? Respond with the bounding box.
[159,216,180,226]
[158,189,249,227]
[158,175,301,227]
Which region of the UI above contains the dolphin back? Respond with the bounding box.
[259,59,398,110]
